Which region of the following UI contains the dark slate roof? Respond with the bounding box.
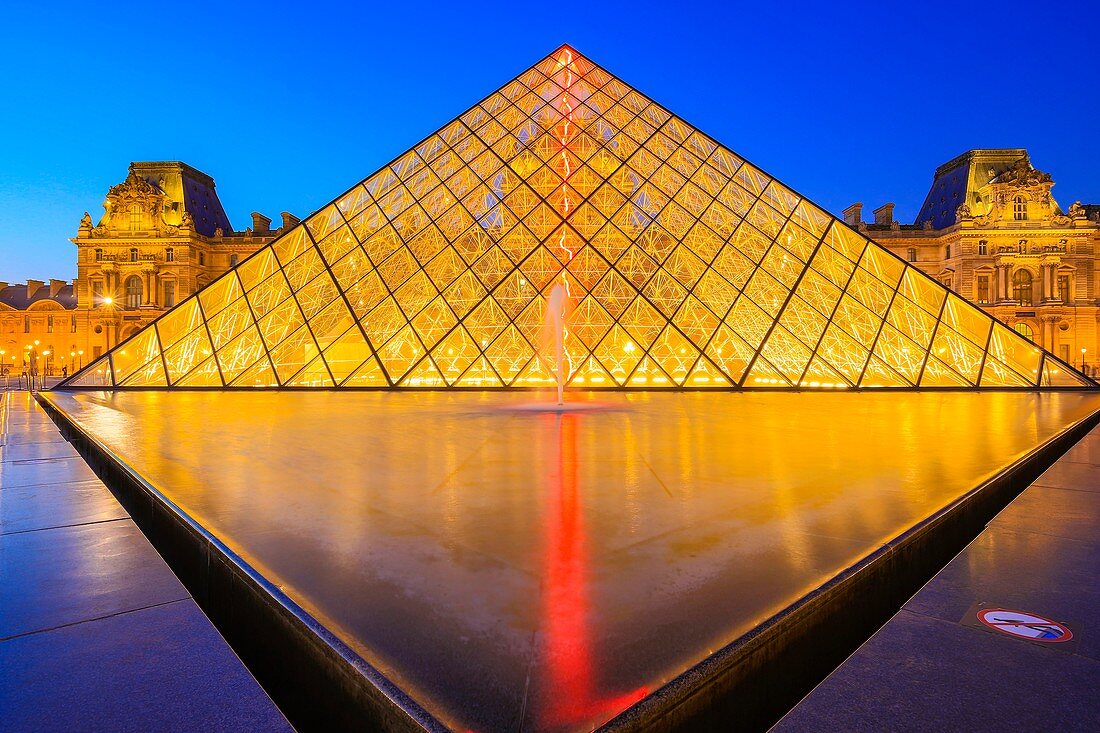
[132,162,233,237]
[913,149,1028,229]
[0,284,77,310]
[914,160,970,230]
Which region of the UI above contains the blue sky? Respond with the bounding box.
[1,0,1096,282]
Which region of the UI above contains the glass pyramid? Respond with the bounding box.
[62,46,1093,390]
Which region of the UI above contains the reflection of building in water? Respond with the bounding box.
[0,162,291,374]
[845,150,1100,374]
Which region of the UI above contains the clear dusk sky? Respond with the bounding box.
[1,0,1096,282]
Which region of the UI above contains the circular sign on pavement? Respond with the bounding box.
[977,608,1073,642]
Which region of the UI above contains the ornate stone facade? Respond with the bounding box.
[0,162,294,375]
[848,149,1100,374]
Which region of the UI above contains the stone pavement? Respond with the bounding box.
[0,391,293,732]
[773,424,1100,732]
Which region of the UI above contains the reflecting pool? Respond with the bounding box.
[46,390,1100,731]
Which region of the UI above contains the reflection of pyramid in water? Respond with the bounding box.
[64,47,1093,389]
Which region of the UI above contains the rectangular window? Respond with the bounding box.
[47,315,54,333]
[24,316,30,333]
[977,276,990,304]
[978,240,987,255]
[71,314,77,333]
[92,281,103,307]
[944,245,951,259]
[93,346,103,359]
[166,248,174,262]
[1060,344,1070,362]
[1058,275,1070,302]
[164,281,176,308]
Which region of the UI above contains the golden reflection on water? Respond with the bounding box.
[50,390,1100,732]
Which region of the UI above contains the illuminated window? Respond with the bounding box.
[125,276,142,309]
[978,240,987,255]
[977,276,989,304]
[164,281,176,308]
[128,204,142,231]
[1012,269,1033,306]
[907,248,917,262]
[1013,196,1027,221]
[1013,322,1034,341]
[166,248,174,262]
[1058,275,1070,302]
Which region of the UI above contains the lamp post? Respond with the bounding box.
[1082,347,1087,374]
[43,350,51,378]
[77,349,84,370]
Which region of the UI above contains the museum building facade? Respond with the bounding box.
[2,150,1098,377]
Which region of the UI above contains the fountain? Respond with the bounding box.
[548,281,568,407]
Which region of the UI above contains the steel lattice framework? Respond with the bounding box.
[62,46,1093,390]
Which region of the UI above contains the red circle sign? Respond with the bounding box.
[977,608,1073,642]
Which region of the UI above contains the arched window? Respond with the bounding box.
[1012,269,1033,306]
[125,275,143,309]
[128,204,142,231]
[1013,322,1034,341]
[907,248,917,262]
[1013,196,1027,221]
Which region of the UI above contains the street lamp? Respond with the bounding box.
[78,349,84,370]
[1082,347,1087,373]
[42,350,51,377]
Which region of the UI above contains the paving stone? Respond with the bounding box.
[0,520,188,639]
[1032,460,1100,493]
[991,485,1100,544]
[0,455,99,489]
[0,599,293,733]
[0,479,128,535]
[772,610,1100,732]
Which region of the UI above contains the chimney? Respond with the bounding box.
[50,279,66,297]
[842,202,863,226]
[26,279,44,299]
[251,212,272,233]
[872,203,895,226]
[281,212,300,230]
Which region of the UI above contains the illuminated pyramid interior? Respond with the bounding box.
[63,47,1092,389]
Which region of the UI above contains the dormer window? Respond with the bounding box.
[1013,196,1028,221]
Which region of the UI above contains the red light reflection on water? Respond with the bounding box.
[537,412,647,730]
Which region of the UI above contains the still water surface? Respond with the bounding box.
[48,390,1100,731]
